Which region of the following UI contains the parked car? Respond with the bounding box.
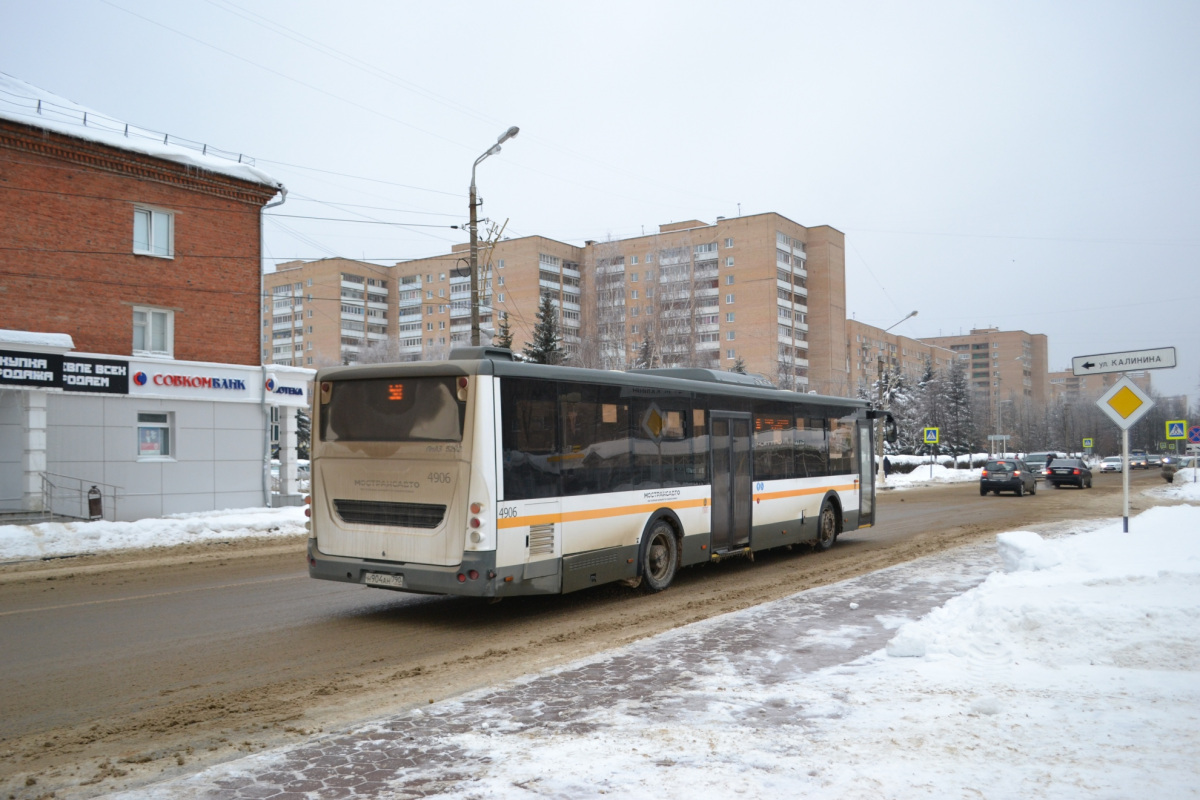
[980,458,1038,496]
[1046,457,1093,489]
[1099,456,1123,473]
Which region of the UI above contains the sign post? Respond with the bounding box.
[1096,377,1155,532]
[923,427,939,479]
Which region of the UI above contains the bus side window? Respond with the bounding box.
[501,378,559,500]
[829,414,857,474]
[796,417,828,477]
[560,385,631,496]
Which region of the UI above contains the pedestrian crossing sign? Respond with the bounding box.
[923,427,939,444]
[1082,438,1094,449]
[1166,420,1187,440]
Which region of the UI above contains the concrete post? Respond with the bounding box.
[21,389,48,512]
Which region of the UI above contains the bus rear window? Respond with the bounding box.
[320,377,465,443]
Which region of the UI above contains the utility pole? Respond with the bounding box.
[470,127,519,346]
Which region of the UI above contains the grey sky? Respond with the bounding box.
[3,0,1197,398]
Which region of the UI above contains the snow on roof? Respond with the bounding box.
[0,329,75,351]
[0,72,283,191]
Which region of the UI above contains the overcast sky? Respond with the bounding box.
[3,0,1198,398]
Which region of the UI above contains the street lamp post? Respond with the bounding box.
[876,310,919,487]
[470,126,520,347]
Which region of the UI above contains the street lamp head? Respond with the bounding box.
[498,126,520,144]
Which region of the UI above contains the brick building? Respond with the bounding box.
[845,319,956,396]
[0,74,306,521]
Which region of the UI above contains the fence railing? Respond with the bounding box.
[42,473,122,522]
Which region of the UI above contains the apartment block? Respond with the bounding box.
[1048,369,1152,402]
[261,213,851,395]
[846,320,957,395]
[263,258,394,367]
[920,327,1050,427]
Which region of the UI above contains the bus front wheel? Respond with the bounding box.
[640,520,679,593]
[814,501,839,552]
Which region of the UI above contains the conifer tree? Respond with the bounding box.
[523,294,565,365]
[494,316,514,351]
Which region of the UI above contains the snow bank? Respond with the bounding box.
[0,506,307,561]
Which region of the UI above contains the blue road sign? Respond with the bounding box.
[1189,426,1200,445]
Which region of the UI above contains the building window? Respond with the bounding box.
[725,275,735,285]
[726,312,735,323]
[132,307,173,357]
[306,278,312,287]
[498,293,505,303]
[727,349,736,360]
[631,289,639,300]
[725,294,735,305]
[133,207,173,257]
[497,259,505,269]
[724,238,734,248]
[727,331,736,340]
[631,256,639,265]
[498,276,505,286]
[725,257,734,267]
[137,412,173,459]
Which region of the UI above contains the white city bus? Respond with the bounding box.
[306,347,883,598]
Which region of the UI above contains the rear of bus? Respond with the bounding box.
[306,360,503,596]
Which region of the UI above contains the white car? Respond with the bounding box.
[1099,456,1123,473]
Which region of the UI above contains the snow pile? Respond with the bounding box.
[427,506,1200,799]
[0,506,307,562]
[881,461,981,489]
[1146,468,1200,501]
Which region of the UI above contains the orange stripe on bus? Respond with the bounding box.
[753,483,858,501]
[496,498,709,529]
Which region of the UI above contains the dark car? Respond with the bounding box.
[980,458,1037,496]
[1046,458,1093,489]
[1130,451,1149,469]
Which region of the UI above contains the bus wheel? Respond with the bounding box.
[641,520,678,593]
[814,501,838,551]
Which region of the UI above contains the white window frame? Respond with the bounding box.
[133,206,174,258]
[132,306,174,357]
[137,411,174,460]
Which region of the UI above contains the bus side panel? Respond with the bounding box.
[748,476,861,548]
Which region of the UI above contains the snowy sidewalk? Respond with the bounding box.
[106,501,1200,800]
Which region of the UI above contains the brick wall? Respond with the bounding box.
[0,120,278,365]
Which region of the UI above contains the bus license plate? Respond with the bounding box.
[364,572,404,588]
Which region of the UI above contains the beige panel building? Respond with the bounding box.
[260,213,851,395]
[1048,369,1152,402]
[262,258,394,367]
[920,327,1050,427]
[846,319,956,396]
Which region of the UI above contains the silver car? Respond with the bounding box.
[1099,456,1123,473]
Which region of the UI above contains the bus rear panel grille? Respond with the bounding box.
[334,499,447,528]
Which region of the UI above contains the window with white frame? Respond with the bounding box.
[724,238,734,248]
[725,293,735,304]
[725,257,734,267]
[726,312,735,323]
[137,412,173,459]
[132,307,173,356]
[133,206,174,257]
[725,275,735,285]
[726,330,736,340]
[727,349,736,360]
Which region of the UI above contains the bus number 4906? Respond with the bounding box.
[427,472,451,484]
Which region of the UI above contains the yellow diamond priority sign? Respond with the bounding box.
[1096,376,1155,430]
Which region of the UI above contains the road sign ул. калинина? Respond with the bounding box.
[1072,346,1176,377]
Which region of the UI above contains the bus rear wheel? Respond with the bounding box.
[641,520,678,593]
[815,501,838,551]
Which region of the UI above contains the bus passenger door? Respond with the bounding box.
[857,420,875,527]
[710,414,752,551]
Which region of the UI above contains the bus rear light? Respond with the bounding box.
[468,570,479,580]
[304,495,311,504]
[304,507,311,518]
[470,502,483,514]
[470,517,481,529]
[457,573,467,583]
[456,377,468,401]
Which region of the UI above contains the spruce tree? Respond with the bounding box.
[494,316,514,351]
[523,294,565,365]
